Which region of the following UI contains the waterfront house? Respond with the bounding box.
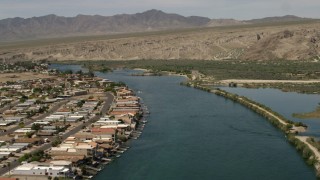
[50,141,98,157]
[52,155,86,164]
[116,88,135,97]
[115,114,134,125]
[74,132,95,141]
[12,162,71,177]
[109,109,139,116]
[93,119,121,127]
[116,96,139,102]
[91,128,116,142]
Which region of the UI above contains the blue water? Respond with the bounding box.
[50,64,316,180]
[221,87,320,137]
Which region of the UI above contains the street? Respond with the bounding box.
[0,100,69,136]
[0,93,114,176]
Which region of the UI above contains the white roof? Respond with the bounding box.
[51,147,67,151]
[100,125,118,129]
[118,124,129,128]
[50,160,72,166]
[14,163,69,171]
[67,148,77,152]
[0,152,11,155]
[15,163,35,171]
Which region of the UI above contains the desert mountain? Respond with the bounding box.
[0,9,210,41]
[246,15,311,24]
[0,10,314,42]
[0,10,319,61]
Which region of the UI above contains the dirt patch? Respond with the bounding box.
[0,72,54,83]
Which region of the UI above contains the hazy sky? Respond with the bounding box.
[0,0,319,20]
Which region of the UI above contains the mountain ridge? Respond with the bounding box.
[0,9,315,42]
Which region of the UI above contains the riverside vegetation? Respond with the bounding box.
[61,59,320,94]
[184,83,320,176]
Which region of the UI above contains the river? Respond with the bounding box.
[221,87,320,137]
[50,64,316,180]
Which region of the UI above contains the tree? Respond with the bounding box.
[18,122,25,128]
[64,69,73,74]
[20,95,28,102]
[31,123,41,131]
[88,71,95,77]
[51,138,62,147]
[26,131,35,138]
[76,70,83,75]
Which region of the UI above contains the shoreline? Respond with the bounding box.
[132,68,189,79]
[90,87,149,179]
[185,83,320,176]
[53,63,320,178]
[129,68,320,176]
[219,79,320,84]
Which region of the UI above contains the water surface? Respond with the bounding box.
[221,87,320,137]
[50,64,316,180]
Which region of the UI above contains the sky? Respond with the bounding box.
[0,0,320,20]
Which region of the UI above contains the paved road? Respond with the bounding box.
[0,100,69,136]
[0,93,114,176]
[60,93,114,140]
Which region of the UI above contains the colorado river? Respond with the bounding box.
[50,64,316,180]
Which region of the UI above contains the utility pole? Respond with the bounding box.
[7,162,10,176]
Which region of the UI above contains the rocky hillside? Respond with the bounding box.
[1,21,319,61]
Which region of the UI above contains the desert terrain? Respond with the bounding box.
[0,72,53,83]
[0,20,319,62]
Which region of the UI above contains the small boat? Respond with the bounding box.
[102,158,112,161]
[116,155,121,158]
